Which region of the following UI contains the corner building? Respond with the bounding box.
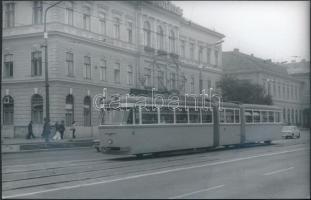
[2,1,224,138]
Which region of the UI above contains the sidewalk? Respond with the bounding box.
[1,137,95,153]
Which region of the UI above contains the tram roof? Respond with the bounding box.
[241,104,281,110]
[105,95,240,107]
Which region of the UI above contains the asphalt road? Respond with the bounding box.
[2,130,310,199]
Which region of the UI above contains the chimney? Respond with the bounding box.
[233,48,239,53]
[250,53,254,57]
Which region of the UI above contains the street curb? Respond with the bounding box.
[2,140,95,153]
[2,146,94,154]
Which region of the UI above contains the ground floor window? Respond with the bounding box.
[3,95,14,125]
[65,94,74,126]
[31,94,43,124]
[83,96,91,126]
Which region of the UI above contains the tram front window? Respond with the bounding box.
[160,107,174,124]
[176,108,188,123]
[142,107,158,124]
[102,108,133,125]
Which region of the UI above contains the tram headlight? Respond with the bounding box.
[107,139,113,145]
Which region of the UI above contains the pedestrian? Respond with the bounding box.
[59,120,65,139]
[42,118,51,143]
[27,120,35,139]
[53,121,61,141]
[71,121,77,139]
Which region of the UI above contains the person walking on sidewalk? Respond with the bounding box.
[53,121,61,141]
[71,121,77,139]
[27,120,35,139]
[42,118,51,143]
[59,120,65,139]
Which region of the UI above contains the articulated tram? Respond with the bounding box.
[97,96,283,157]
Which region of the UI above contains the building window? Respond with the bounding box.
[2,95,14,125]
[282,84,285,98]
[198,46,203,63]
[207,48,211,64]
[127,22,133,43]
[180,40,185,57]
[98,12,106,36]
[114,17,120,39]
[143,21,151,47]
[199,79,203,92]
[99,59,106,81]
[278,84,281,98]
[33,1,43,24]
[31,94,43,124]
[190,43,194,60]
[157,26,164,50]
[66,2,73,25]
[283,108,286,123]
[287,85,290,99]
[83,96,91,126]
[31,51,42,76]
[5,3,15,28]
[214,49,219,66]
[127,65,133,85]
[144,68,151,87]
[171,72,176,90]
[83,56,91,80]
[158,70,165,90]
[190,75,195,93]
[65,94,74,126]
[83,7,91,31]
[169,30,175,53]
[114,63,120,83]
[207,79,212,90]
[4,54,13,78]
[66,52,74,77]
[287,108,290,123]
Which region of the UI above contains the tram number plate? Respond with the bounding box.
[105,132,117,136]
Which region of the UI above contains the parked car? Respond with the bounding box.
[281,126,300,139]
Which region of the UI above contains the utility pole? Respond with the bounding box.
[43,1,62,122]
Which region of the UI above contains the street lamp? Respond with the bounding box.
[42,1,62,122]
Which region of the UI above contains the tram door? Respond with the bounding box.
[213,105,220,147]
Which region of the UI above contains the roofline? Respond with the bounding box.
[181,18,225,39]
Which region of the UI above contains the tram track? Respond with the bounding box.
[2,141,307,193]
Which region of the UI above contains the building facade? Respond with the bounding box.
[222,49,308,126]
[2,1,225,138]
[284,60,310,128]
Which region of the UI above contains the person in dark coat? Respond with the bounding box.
[59,120,65,139]
[42,118,51,143]
[27,121,35,139]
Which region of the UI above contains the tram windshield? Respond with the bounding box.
[101,107,134,125]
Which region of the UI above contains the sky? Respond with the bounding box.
[174,1,310,63]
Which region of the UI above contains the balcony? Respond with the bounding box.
[144,46,155,53]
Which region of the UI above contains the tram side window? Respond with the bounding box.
[219,109,225,123]
[175,107,188,123]
[225,109,234,123]
[202,109,212,123]
[189,108,200,123]
[268,111,274,123]
[133,107,139,124]
[253,111,260,123]
[142,107,158,124]
[160,107,174,124]
[234,109,240,123]
[261,111,268,123]
[275,111,280,123]
[245,110,253,123]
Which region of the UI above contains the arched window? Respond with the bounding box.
[83,96,91,126]
[31,94,43,124]
[169,30,175,53]
[65,1,73,25]
[2,95,14,125]
[157,26,164,50]
[65,94,74,126]
[143,21,151,47]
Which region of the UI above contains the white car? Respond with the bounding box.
[281,126,300,139]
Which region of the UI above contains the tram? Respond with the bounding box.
[97,95,283,157]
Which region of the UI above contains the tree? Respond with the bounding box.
[217,75,273,105]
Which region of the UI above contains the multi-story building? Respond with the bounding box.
[222,49,307,126]
[284,60,310,128]
[1,1,225,138]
